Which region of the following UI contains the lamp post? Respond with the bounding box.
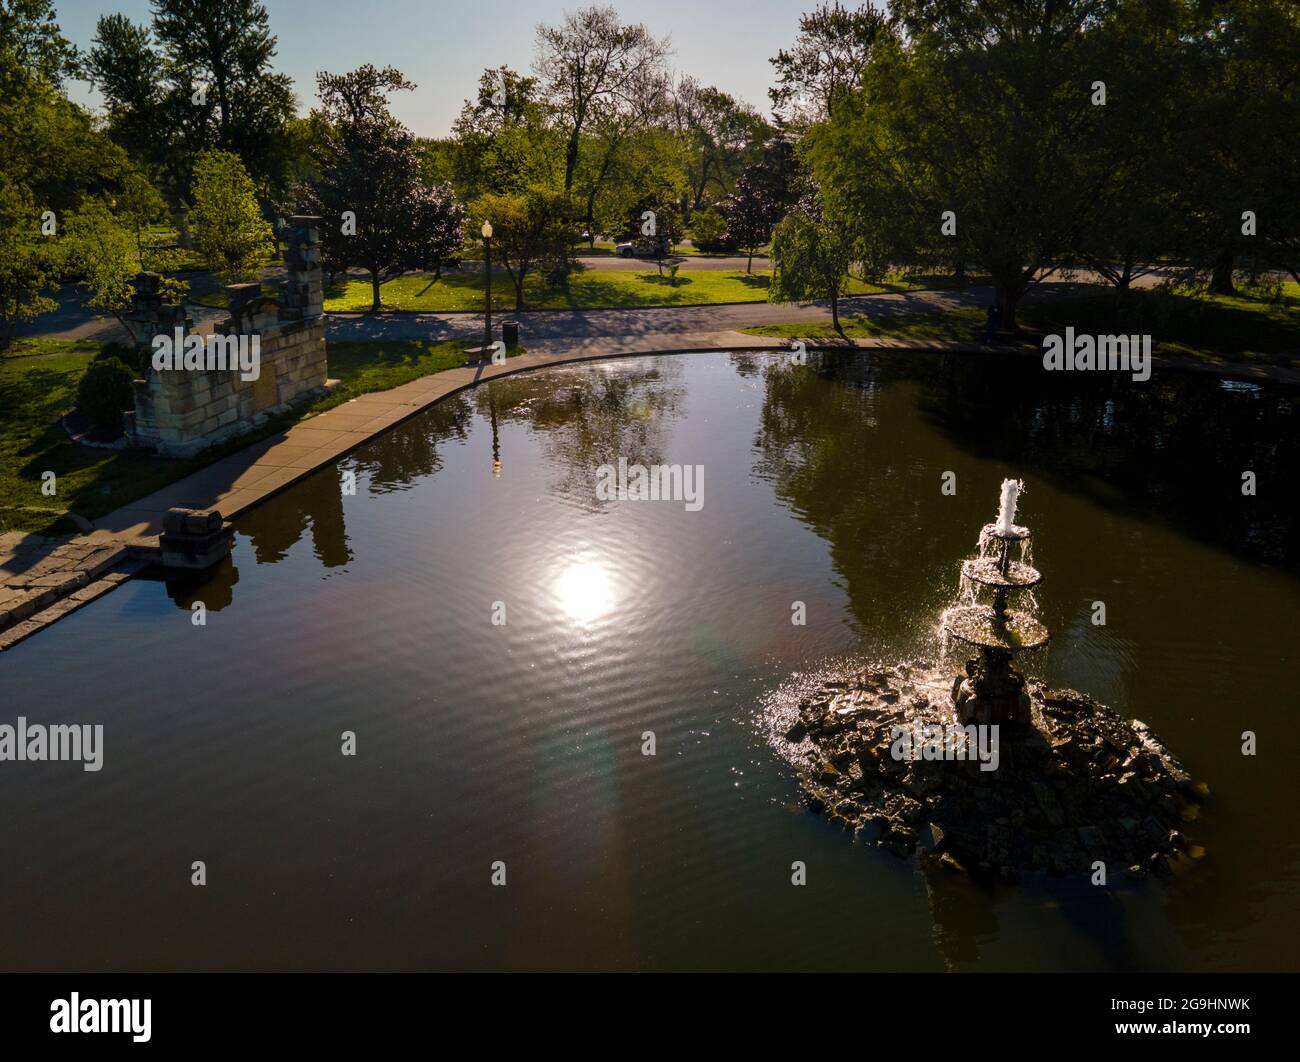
[481,220,493,361]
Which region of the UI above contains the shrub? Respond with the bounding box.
[96,339,145,375]
[77,357,137,434]
[689,208,730,253]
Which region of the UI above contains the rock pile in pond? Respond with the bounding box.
[776,662,1206,882]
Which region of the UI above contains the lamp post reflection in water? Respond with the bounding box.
[488,385,501,478]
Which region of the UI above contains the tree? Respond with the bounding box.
[62,197,188,343]
[534,5,671,196]
[769,191,854,334]
[721,164,782,273]
[86,0,295,209]
[769,2,888,128]
[471,189,575,310]
[0,0,79,90]
[451,66,564,200]
[152,0,295,194]
[671,78,772,212]
[689,207,728,252]
[587,126,688,250]
[301,65,467,311]
[1063,2,1187,290]
[1163,0,1300,293]
[117,171,168,258]
[0,183,61,351]
[806,0,1121,333]
[190,149,273,283]
[0,0,127,346]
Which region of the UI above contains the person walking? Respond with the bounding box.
[983,302,1001,343]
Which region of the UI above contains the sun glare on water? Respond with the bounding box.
[553,560,615,625]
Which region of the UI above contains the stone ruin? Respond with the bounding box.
[123,216,333,457]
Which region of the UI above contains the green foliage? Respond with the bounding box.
[688,208,728,251]
[671,78,773,211]
[86,0,296,205]
[769,1,888,127]
[96,339,147,375]
[452,67,565,201]
[0,182,62,350]
[61,198,137,315]
[117,171,167,252]
[190,149,274,283]
[769,196,854,330]
[76,355,136,433]
[300,65,467,310]
[471,188,577,310]
[585,126,689,244]
[61,197,190,344]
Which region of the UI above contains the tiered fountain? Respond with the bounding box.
[767,476,1203,876]
[942,479,1050,727]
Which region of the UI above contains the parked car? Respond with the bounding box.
[615,237,670,258]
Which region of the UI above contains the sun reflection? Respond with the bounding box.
[553,560,615,624]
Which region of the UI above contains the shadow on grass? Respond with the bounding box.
[1021,289,1300,363]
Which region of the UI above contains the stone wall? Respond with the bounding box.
[125,216,333,457]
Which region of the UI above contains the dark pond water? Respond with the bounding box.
[2,351,1297,971]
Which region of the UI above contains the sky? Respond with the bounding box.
[55,0,833,138]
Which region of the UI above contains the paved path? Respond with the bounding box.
[325,282,1002,344]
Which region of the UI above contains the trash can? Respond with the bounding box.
[502,321,519,352]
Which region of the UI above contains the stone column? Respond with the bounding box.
[278,216,323,322]
[124,271,190,353]
[123,272,191,449]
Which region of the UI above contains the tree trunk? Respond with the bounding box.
[995,283,1018,337]
[747,246,754,274]
[1209,249,1235,294]
[564,133,579,193]
[514,274,525,312]
[954,259,966,282]
[370,271,381,313]
[831,290,842,335]
[173,205,192,250]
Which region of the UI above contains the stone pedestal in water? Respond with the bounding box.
[942,480,1049,727]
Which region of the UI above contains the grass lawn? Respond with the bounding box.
[1020,285,1300,364]
[318,267,979,313]
[743,284,1300,365]
[0,337,478,537]
[742,308,986,343]
[581,242,702,257]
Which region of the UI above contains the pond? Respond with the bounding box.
[2,350,1296,971]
